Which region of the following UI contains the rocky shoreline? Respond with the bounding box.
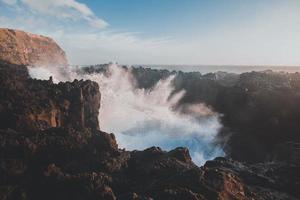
[0,29,299,200]
[81,64,300,163]
[0,62,299,200]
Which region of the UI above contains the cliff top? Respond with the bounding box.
[0,28,68,66]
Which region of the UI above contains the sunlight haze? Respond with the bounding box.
[1,0,300,66]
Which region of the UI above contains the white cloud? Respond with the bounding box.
[0,12,169,64]
[1,0,300,65]
[20,0,92,17]
[1,0,108,29]
[85,17,108,29]
[1,0,16,5]
[52,31,171,65]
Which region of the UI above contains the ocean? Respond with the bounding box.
[137,65,300,74]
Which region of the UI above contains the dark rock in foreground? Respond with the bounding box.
[0,63,100,131]
[0,63,299,200]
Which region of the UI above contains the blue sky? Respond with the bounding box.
[86,0,266,37]
[1,0,300,65]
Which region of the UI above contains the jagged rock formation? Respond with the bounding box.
[0,63,100,131]
[0,63,299,200]
[0,28,68,66]
[172,70,300,163]
[0,29,299,199]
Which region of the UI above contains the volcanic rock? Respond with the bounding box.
[82,64,300,163]
[0,28,68,66]
[0,31,300,200]
[0,63,100,131]
[0,63,299,200]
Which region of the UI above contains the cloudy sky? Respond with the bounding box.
[1,0,300,65]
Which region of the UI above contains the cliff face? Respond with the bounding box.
[0,63,100,131]
[0,28,68,66]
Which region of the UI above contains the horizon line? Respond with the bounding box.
[71,63,300,68]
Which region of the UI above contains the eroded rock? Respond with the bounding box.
[0,63,100,131]
[0,61,299,199]
[0,28,68,66]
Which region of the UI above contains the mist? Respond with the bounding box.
[28,64,224,165]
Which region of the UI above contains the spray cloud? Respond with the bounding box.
[28,64,224,165]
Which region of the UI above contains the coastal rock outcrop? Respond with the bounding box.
[81,64,300,163]
[0,62,299,200]
[0,30,299,200]
[0,63,100,131]
[0,28,68,66]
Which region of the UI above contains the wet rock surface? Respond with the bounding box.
[0,63,100,131]
[127,67,300,163]
[0,63,299,200]
[81,65,300,163]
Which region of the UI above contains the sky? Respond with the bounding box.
[1,0,300,66]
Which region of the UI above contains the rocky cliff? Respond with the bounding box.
[0,65,100,131]
[0,62,299,200]
[0,28,68,66]
[0,63,100,131]
[0,30,299,200]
